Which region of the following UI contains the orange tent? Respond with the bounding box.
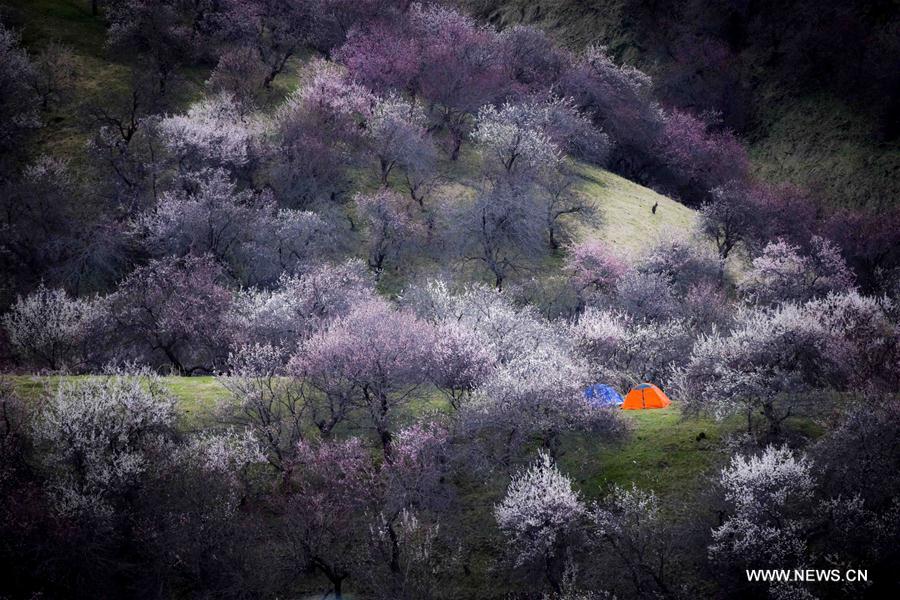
[621,383,671,410]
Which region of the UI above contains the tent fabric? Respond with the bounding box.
[621,383,671,410]
[583,384,624,407]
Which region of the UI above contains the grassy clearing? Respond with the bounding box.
[10,375,735,501]
[563,408,737,504]
[8,374,229,430]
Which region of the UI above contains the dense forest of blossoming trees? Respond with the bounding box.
[0,1,898,598]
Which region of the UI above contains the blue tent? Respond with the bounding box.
[583,384,624,407]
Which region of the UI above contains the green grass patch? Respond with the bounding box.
[8,374,230,428]
[562,406,738,505]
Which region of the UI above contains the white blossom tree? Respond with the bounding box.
[2,284,105,372]
[677,303,836,436]
[472,100,562,178]
[227,260,375,354]
[455,180,547,290]
[355,189,423,274]
[710,446,815,580]
[366,94,435,185]
[738,237,855,306]
[218,343,305,475]
[589,484,677,598]
[158,92,263,175]
[571,308,695,391]
[137,169,333,285]
[495,450,586,593]
[32,374,178,522]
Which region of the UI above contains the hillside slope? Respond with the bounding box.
[1,0,701,275]
[462,0,900,210]
[574,164,697,257]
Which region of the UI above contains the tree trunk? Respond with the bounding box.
[545,554,562,594]
[549,226,559,250]
[387,521,402,573]
[449,132,462,161]
[378,393,393,461]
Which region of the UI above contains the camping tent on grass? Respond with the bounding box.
[622,383,671,410]
[583,384,624,407]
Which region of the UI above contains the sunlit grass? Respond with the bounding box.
[562,407,738,506]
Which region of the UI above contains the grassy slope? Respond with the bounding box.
[461,0,900,210]
[574,163,698,257]
[0,0,134,161]
[1,0,702,272]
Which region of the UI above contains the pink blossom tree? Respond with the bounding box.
[744,183,818,253]
[559,45,659,174]
[365,422,452,598]
[564,240,627,305]
[289,298,435,456]
[304,0,410,57]
[285,437,377,598]
[334,18,421,95]
[700,182,761,260]
[738,237,855,306]
[498,25,571,96]
[426,321,496,410]
[824,207,900,294]
[656,108,749,199]
[271,60,373,209]
[339,4,508,160]
[109,255,233,374]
